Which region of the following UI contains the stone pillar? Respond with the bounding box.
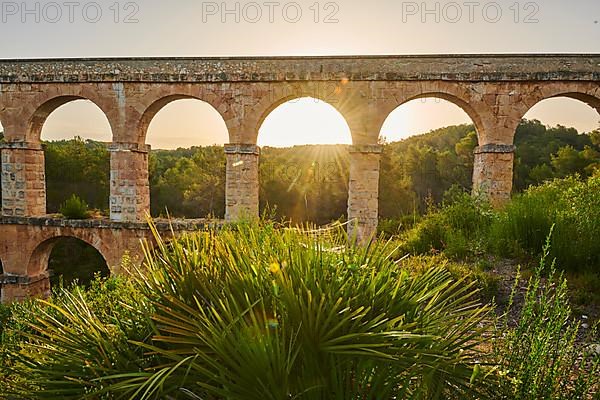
[0,272,50,303]
[1,142,46,217]
[472,144,515,207]
[109,142,150,222]
[347,144,382,243]
[225,144,260,221]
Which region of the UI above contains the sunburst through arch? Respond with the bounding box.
[257,97,352,224]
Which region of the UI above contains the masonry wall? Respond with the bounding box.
[472,145,516,206]
[225,144,260,221]
[347,145,382,242]
[0,56,597,264]
[1,144,46,217]
[109,144,151,222]
[0,217,218,303]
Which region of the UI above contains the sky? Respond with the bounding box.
[0,0,598,148]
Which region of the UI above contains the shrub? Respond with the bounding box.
[6,223,495,399]
[59,194,91,219]
[0,298,46,395]
[489,175,600,272]
[0,302,10,337]
[378,214,421,238]
[402,192,492,258]
[493,232,600,399]
[394,254,500,303]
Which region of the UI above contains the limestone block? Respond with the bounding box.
[347,145,382,244]
[109,145,150,222]
[224,144,260,221]
[0,144,46,217]
[472,144,515,207]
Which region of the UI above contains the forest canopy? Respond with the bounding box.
[1,119,598,224]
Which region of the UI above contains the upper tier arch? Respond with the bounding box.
[138,93,230,145]
[377,91,486,141]
[0,87,119,143]
[0,55,597,145]
[519,85,600,121]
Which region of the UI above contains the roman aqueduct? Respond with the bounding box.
[1,54,599,301]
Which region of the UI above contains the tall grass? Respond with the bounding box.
[493,230,600,399]
[402,174,600,273]
[3,223,494,399]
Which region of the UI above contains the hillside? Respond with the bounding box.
[1,119,598,223]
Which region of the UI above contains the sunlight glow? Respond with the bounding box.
[524,98,600,133]
[380,98,472,142]
[37,95,600,148]
[41,100,112,142]
[258,97,352,147]
[146,99,229,149]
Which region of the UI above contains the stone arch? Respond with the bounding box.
[519,89,600,123]
[33,97,113,214]
[137,93,231,145]
[249,84,357,145]
[28,95,115,143]
[377,91,486,141]
[27,235,109,278]
[256,96,353,146]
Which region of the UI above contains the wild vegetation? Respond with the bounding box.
[1,122,600,398]
[59,194,92,219]
[0,222,598,399]
[399,174,600,272]
[394,173,600,319]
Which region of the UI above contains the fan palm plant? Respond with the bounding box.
[6,222,495,399]
[104,222,495,399]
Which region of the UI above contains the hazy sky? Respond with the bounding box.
[0,0,598,147]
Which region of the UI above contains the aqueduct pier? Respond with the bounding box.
[0,54,599,302]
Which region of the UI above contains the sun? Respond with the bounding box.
[258,97,352,147]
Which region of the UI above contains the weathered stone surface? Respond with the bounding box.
[472,146,515,207]
[225,144,260,221]
[1,143,46,217]
[474,144,516,154]
[109,144,150,222]
[0,55,598,83]
[347,145,383,243]
[0,217,221,303]
[0,216,219,230]
[0,272,50,303]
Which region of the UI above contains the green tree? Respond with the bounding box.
[528,164,554,185]
[151,146,226,218]
[551,145,589,177]
[589,129,600,147]
[35,120,600,224]
[44,137,110,213]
